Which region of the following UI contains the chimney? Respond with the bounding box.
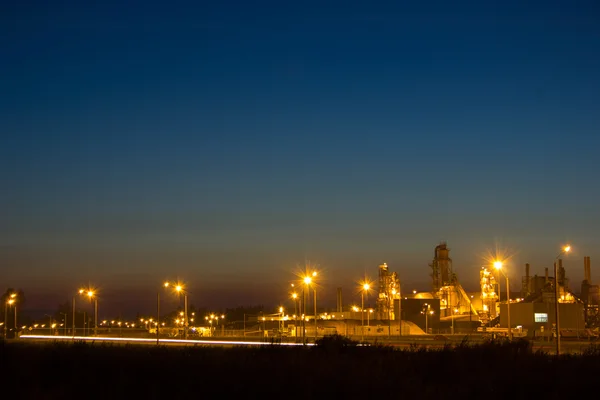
[524,263,530,296]
[558,258,565,286]
[584,256,591,283]
[336,287,343,313]
[545,267,549,283]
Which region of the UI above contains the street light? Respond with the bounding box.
[72,290,83,338]
[75,288,98,337]
[205,313,224,336]
[554,245,571,356]
[10,294,17,338]
[494,261,511,340]
[85,290,98,336]
[60,312,68,336]
[393,285,402,337]
[279,307,284,334]
[44,314,53,335]
[361,282,371,342]
[165,281,188,339]
[291,292,298,339]
[421,303,434,333]
[302,275,312,344]
[155,281,172,345]
[5,296,16,339]
[470,295,474,324]
[311,271,318,341]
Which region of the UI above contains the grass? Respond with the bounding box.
[1,335,599,399]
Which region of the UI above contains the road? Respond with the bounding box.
[17,334,314,347]
[16,334,596,354]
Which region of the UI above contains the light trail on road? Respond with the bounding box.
[17,335,591,354]
[19,335,315,346]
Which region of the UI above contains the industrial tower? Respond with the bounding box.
[376,263,401,320]
[480,266,499,325]
[429,242,455,292]
[430,242,478,318]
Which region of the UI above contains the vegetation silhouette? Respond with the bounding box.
[1,336,599,399]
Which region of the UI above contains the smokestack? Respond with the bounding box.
[336,287,343,313]
[584,257,588,282]
[524,263,530,296]
[558,259,565,286]
[584,256,591,283]
[545,267,549,283]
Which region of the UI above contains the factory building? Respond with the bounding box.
[331,246,596,337]
[499,302,585,338]
[504,257,596,337]
[580,256,599,328]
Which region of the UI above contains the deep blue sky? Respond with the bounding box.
[1,0,599,316]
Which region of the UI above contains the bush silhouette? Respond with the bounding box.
[314,334,358,353]
[2,339,600,399]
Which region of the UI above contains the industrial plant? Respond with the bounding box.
[7,242,598,344]
[295,242,599,340]
[411,242,597,338]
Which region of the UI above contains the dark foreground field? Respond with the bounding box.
[2,336,599,399]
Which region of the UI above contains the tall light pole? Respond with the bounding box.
[156,282,171,345]
[451,307,455,335]
[9,293,17,338]
[279,307,284,335]
[554,245,571,356]
[182,287,188,339]
[75,289,86,338]
[45,314,53,335]
[3,302,6,339]
[165,281,188,339]
[86,290,98,337]
[312,271,318,341]
[5,296,15,339]
[301,284,306,343]
[389,287,397,337]
[396,285,402,337]
[428,310,434,332]
[13,303,17,338]
[76,288,97,337]
[291,292,298,339]
[157,290,160,344]
[470,295,474,325]
[60,312,68,336]
[421,303,433,333]
[72,294,76,338]
[303,275,312,344]
[361,283,370,342]
[422,304,428,332]
[494,261,510,339]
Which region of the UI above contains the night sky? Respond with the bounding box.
[2,1,599,317]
